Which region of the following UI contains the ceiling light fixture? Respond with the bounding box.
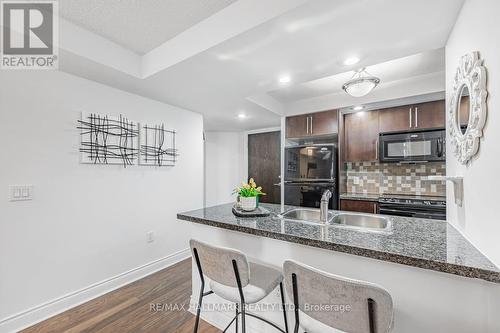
[353,105,364,111]
[342,68,380,97]
[237,113,248,119]
[278,75,291,84]
[343,56,360,66]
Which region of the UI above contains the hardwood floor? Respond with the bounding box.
[21,259,221,333]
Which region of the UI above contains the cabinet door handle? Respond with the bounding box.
[437,138,443,157]
[306,116,310,134]
[409,107,412,128]
[415,107,418,128]
[310,116,313,134]
[373,204,377,214]
[375,138,379,160]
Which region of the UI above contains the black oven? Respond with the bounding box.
[284,144,338,209]
[379,129,445,163]
[378,196,446,220]
[284,182,337,210]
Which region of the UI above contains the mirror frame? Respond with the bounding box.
[448,52,488,164]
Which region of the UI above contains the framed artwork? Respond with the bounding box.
[78,113,138,166]
[139,123,178,166]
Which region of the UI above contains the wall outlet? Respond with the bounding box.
[9,185,33,201]
[146,231,155,243]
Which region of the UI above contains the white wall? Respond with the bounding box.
[0,70,204,331]
[204,131,244,207]
[446,0,500,266]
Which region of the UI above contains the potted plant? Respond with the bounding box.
[233,178,266,211]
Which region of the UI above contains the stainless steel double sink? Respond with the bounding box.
[277,208,391,232]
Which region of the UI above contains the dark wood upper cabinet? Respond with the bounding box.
[378,100,445,133]
[309,110,338,136]
[286,110,338,138]
[340,199,378,214]
[286,114,309,138]
[343,111,379,162]
[414,100,445,130]
[379,106,412,133]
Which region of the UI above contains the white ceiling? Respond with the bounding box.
[60,0,237,54]
[57,0,465,131]
[268,48,445,103]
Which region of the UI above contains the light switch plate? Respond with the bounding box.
[9,185,33,201]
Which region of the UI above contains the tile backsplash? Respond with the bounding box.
[345,161,446,197]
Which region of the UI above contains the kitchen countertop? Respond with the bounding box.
[178,203,500,283]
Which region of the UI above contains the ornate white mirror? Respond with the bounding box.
[448,52,488,164]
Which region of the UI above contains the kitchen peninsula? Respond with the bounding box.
[178,203,500,333]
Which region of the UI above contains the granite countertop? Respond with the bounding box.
[178,203,500,283]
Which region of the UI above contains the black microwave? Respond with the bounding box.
[379,129,445,163]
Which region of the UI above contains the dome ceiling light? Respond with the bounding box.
[278,75,291,84]
[342,68,380,97]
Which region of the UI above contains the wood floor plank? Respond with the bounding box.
[20,259,221,333]
[64,297,140,333]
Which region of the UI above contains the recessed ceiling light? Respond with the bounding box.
[278,75,291,84]
[343,56,360,66]
[353,105,364,111]
[237,113,248,119]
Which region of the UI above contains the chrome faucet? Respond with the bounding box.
[320,189,332,223]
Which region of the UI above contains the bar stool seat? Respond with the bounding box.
[284,260,393,333]
[190,239,289,333]
[210,260,283,304]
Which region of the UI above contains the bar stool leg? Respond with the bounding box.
[193,248,204,333]
[232,259,247,333]
[292,273,300,333]
[193,288,203,333]
[241,303,246,333]
[279,282,289,333]
[235,303,239,333]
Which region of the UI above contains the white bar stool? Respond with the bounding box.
[190,239,289,333]
[283,260,393,333]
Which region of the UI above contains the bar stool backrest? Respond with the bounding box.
[284,260,393,333]
[190,239,250,288]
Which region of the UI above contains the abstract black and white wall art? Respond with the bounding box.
[139,123,178,166]
[78,113,138,166]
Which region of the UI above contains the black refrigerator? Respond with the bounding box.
[284,144,338,209]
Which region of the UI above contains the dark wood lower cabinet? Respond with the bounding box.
[340,199,379,214]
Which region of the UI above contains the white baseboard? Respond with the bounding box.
[0,248,191,333]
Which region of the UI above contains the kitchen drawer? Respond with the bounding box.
[340,199,379,214]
